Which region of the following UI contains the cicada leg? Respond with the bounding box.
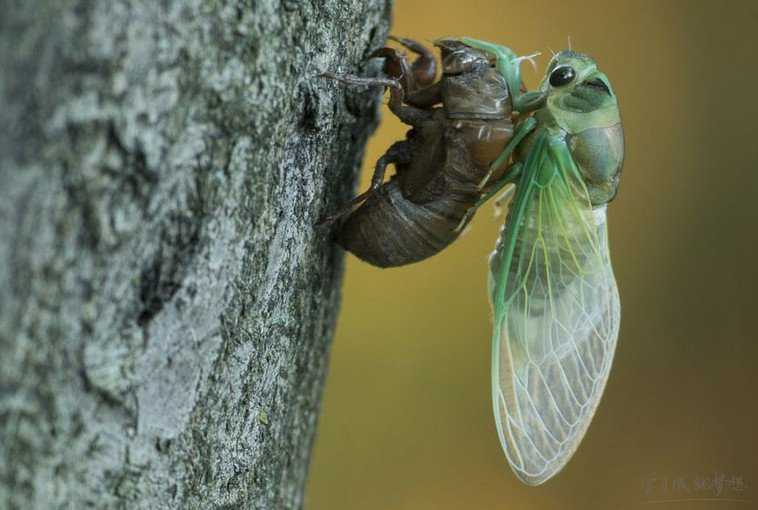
[479,162,523,205]
[378,36,442,109]
[321,70,433,126]
[387,35,437,90]
[453,163,524,233]
[452,115,537,233]
[323,33,445,121]
[320,72,401,91]
[477,116,536,190]
[319,140,413,226]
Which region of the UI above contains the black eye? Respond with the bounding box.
[549,65,575,87]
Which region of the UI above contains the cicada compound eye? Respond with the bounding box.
[549,65,576,87]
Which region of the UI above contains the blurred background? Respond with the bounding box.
[308,1,758,508]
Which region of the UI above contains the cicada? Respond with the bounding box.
[462,38,624,484]
[325,37,624,485]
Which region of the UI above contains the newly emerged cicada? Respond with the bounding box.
[463,38,624,484]
[325,37,624,485]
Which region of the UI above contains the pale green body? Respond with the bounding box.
[462,39,624,485]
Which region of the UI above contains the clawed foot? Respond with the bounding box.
[320,71,402,91]
[322,35,436,95]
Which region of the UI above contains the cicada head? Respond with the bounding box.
[538,51,620,135]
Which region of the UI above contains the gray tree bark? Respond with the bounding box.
[0,1,390,508]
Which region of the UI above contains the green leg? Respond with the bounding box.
[461,38,521,103]
[454,162,524,233]
[477,116,536,189]
[461,38,546,113]
[514,90,548,112]
[477,162,523,208]
[453,117,536,232]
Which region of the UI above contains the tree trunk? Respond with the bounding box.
[0,1,390,508]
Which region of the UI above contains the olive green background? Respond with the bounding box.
[308,1,758,508]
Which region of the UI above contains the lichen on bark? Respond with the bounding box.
[0,1,391,508]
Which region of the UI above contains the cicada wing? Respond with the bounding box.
[489,135,620,485]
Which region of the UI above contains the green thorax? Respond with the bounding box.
[530,51,625,205]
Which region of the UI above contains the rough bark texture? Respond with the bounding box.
[0,1,390,508]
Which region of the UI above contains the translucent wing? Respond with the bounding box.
[488,131,620,485]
